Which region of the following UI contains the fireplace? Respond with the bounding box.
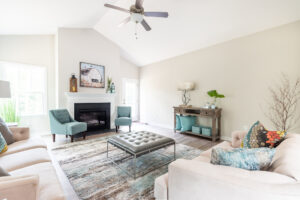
[74,103,110,132]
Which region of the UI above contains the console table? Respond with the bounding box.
[173,106,222,141]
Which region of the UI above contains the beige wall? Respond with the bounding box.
[0,35,55,133]
[57,28,139,107]
[140,21,300,139]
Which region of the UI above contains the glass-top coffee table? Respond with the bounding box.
[106,131,176,179]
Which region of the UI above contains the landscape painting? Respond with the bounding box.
[80,62,105,88]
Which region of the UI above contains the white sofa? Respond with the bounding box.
[154,131,300,200]
[0,127,65,200]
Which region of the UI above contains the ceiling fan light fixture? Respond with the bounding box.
[131,13,144,23]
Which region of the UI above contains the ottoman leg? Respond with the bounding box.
[71,135,74,142]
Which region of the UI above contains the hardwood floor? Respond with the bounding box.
[42,122,223,200]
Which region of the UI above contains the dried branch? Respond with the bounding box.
[265,73,300,131]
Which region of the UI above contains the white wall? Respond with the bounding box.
[0,35,55,133]
[57,28,139,110]
[140,21,300,139]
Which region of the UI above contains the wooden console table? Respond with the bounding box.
[173,106,222,141]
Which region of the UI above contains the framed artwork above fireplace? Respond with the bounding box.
[80,62,105,88]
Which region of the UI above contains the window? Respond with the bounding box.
[0,61,47,116]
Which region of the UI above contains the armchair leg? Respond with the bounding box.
[52,134,56,142]
[66,135,68,138]
[71,135,74,143]
[116,126,118,132]
[83,132,86,140]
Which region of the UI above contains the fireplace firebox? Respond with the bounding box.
[74,103,110,132]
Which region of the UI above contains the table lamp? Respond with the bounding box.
[0,80,11,98]
[177,82,195,107]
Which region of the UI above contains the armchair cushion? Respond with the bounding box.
[51,109,71,124]
[66,122,87,135]
[115,117,132,126]
[117,106,131,118]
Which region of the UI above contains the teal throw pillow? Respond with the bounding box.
[179,116,196,132]
[211,147,276,170]
[176,115,182,130]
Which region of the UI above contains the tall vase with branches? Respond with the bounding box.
[265,73,300,131]
[0,100,20,123]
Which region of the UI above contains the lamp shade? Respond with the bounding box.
[177,82,195,91]
[0,80,11,98]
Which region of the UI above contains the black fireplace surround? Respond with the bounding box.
[74,103,110,132]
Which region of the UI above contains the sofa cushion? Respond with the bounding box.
[176,115,182,130]
[10,162,65,200]
[1,136,47,156]
[0,133,8,154]
[270,133,300,181]
[179,116,196,132]
[0,167,9,176]
[0,117,15,145]
[211,147,276,170]
[0,148,51,172]
[198,141,232,159]
[242,121,286,148]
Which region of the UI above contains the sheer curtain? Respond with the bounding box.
[0,61,47,116]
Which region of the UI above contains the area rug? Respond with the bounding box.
[51,135,202,200]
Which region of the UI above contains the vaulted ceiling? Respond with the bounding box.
[1,0,300,66]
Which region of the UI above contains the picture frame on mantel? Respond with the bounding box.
[80,62,105,88]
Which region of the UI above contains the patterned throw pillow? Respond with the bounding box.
[211,147,276,170]
[0,132,8,154]
[241,121,286,148]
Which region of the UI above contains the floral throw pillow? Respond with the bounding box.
[241,121,286,148]
[0,132,8,154]
[211,147,276,170]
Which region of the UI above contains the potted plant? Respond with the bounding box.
[0,100,20,124]
[106,77,112,93]
[207,90,225,109]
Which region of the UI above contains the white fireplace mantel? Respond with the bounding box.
[65,92,117,129]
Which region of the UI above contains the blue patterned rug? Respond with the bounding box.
[51,135,202,200]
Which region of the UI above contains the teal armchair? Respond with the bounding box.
[49,109,87,142]
[115,106,132,132]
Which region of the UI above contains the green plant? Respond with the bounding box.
[207,90,225,104]
[106,77,112,93]
[0,100,20,123]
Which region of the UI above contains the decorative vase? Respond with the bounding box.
[110,82,115,93]
[69,74,77,92]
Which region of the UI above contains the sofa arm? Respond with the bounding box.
[0,175,39,200]
[168,159,300,200]
[231,130,247,148]
[10,127,30,141]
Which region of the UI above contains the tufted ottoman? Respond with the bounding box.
[107,131,176,179]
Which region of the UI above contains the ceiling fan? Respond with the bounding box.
[104,0,169,31]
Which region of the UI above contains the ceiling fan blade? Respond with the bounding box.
[104,4,130,13]
[141,19,151,31]
[135,0,144,9]
[118,17,131,27]
[144,12,168,18]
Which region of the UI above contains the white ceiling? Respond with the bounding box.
[1,0,300,66]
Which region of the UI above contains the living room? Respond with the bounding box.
[0,0,300,200]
